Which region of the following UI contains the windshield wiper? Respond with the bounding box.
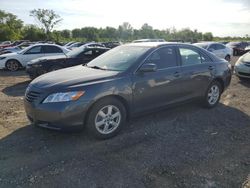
[86,65,107,70]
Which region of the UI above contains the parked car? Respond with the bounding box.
[63,41,76,47]
[0,44,69,71]
[24,42,232,139]
[0,41,12,49]
[132,39,166,43]
[194,42,233,62]
[26,46,110,79]
[234,52,250,79]
[0,42,33,55]
[244,46,250,53]
[67,42,85,50]
[102,41,122,48]
[226,42,249,56]
[78,42,105,48]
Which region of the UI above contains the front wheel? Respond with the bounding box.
[6,60,20,71]
[86,98,126,139]
[203,81,222,108]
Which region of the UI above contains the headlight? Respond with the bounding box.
[43,91,85,103]
[0,57,6,60]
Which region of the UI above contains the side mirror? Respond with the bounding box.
[139,63,157,72]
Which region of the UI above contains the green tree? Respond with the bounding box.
[202,32,213,41]
[0,10,23,41]
[118,22,133,41]
[30,9,62,39]
[140,23,155,38]
[22,24,46,41]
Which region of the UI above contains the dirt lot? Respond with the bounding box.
[0,57,250,188]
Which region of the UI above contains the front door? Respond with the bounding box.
[132,46,182,114]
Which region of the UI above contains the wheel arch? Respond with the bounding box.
[6,59,23,68]
[83,95,130,127]
[213,77,225,93]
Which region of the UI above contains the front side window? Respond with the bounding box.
[25,46,42,54]
[179,48,207,66]
[215,44,225,50]
[146,47,177,69]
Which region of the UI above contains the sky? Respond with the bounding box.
[1,0,250,37]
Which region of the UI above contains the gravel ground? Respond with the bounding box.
[0,57,249,188]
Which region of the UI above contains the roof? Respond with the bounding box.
[124,42,188,48]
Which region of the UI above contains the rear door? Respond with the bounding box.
[177,46,214,99]
[132,46,182,113]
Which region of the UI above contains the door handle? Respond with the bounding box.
[208,66,214,70]
[174,71,181,77]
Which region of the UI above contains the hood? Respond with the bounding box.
[242,52,250,63]
[0,52,18,57]
[31,65,119,90]
[28,55,66,65]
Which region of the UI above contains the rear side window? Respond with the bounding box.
[216,44,225,50]
[146,47,177,69]
[43,46,63,53]
[179,47,211,66]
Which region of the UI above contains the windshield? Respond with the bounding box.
[194,43,209,49]
[66,46,86,57]
[86,45,150,71]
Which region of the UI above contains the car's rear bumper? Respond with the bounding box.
[24,98,91,130]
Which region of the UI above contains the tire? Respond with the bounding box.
[225,55,230,62]
[86,97,126,139]
[6,60,20,71]
[203,81,222,108]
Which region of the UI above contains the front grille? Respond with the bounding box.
[244,62,250,67]
[25,91,41,103]
[238,72,250,77]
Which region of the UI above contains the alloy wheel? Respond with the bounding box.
[95,105,121,135]
[6,60,19,71]
[207,85,220,105]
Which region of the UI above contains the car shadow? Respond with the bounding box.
[239,78,250,88]
[2,80,30,97]
[0,69,27,77]
[0,103,249,187]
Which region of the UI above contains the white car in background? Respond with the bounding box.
[0,44,69,71]
[194,42,233,62]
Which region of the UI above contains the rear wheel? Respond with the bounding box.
[86,98,126,139]
[6,60,20,71]
[203,81,222,108]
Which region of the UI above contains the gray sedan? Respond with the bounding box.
[24,42,232,139]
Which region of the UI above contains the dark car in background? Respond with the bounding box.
[26,46,110,79]
[226,42,249,56]
[24,42,232,139]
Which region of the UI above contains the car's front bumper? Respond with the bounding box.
[0,60,6,69]
[24,98,91,130]
[235,63,250,78]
